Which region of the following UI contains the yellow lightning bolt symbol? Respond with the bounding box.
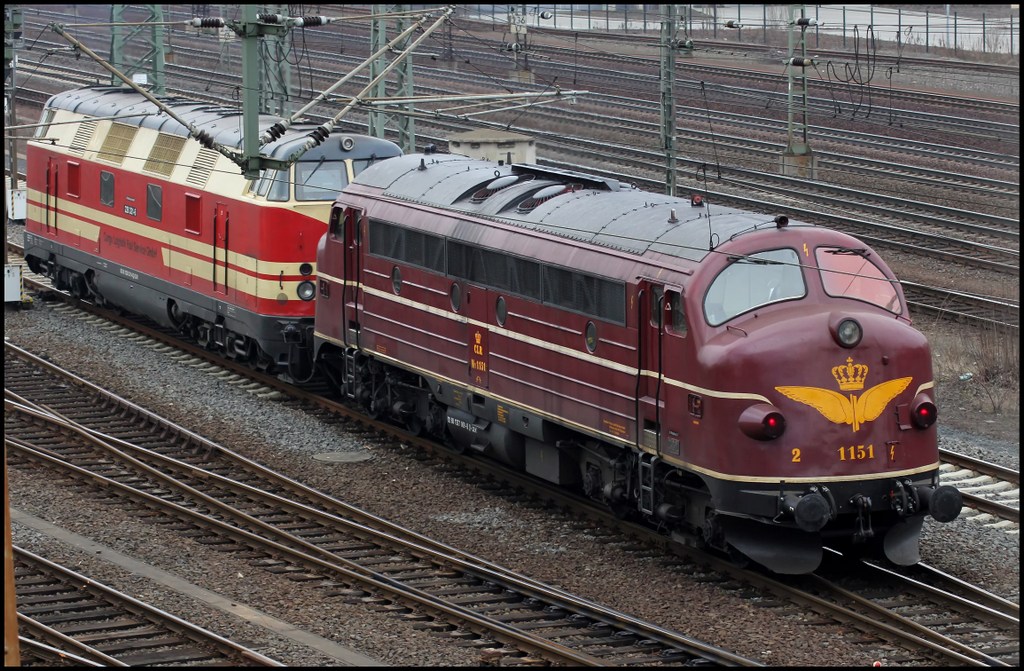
[803,242,809,257]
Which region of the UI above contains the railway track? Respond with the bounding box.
[24,5,1018,135]
[10,80,1023,283]
[5,279,1018,666]
[940,451,1020,528]
[4,341,758,667]
[13,546,283,667]
[13,47,1019,280]
[803,552,1020,666]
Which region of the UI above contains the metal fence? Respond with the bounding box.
[458,5,1020,57]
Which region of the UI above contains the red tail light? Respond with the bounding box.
[912,393,937,429]
[739,403,787,440]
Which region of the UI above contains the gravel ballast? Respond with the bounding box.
[5,293,1018,667]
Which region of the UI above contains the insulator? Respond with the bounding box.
[264,122,286,142]
[257,13,283,24]
[191,17,225,28]
[788,57,816,67]
[308,126,330,146]
[796,18,817,27]
[194,130,215,149]
[298,16,327,27]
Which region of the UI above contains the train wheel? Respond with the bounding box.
[196,323,212,349]
[68,273,88,299]
[404,413,425,436]
[726,544,751,569]
[608,500,633,520]
[167,301,189,331]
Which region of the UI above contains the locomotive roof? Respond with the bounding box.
[44,85,399,161]
[354,153,801,263]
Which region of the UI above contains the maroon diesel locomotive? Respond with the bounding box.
[312,152,962,574]
[24,86,401,376]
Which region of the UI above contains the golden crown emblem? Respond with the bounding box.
[832,357,869,391]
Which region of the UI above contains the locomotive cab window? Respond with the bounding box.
[704,248,805,326]
[816,246,902,314]
[650,287,664,327]
[36,109,56,138]
[652,288,687,335]
[296,158,351,201]
[666,290,687,336]
[265,169,290,202]
[328,207,343,240]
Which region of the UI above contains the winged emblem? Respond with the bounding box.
[776,376,912,432]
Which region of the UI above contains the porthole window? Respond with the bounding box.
[585,321,598,353]
[450,283,462,311]
[495,296,507,326]
[391,266,402,294]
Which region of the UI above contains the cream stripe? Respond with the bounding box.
[319,275,773,402]
[28,190,316,300]
[27,188,312,275]
[320,328,944,484]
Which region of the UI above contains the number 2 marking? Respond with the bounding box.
[791,448,801,463]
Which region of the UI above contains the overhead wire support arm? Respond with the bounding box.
[259,15,429,147]
[283,6,456,165]
[47,23,237,164]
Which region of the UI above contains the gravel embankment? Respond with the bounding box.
[5,296,1018,667]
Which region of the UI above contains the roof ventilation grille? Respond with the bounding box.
[471,174,532,203]
[516,183,580,213]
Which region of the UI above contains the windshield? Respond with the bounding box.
[704,248,806,326]
[295,159,351,201]
[816,247,901,313]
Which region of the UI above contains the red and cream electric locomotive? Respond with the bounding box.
[312,151,962,574]
[24,85,401,376]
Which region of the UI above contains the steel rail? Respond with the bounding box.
[5,348,758,667]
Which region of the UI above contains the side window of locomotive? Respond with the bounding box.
[704,248,804,326]
[100,171,115,207]
[295,159,348,201]
[650,287,664,327]
[67,161,81,198]
[328,208,343,240]
[146,184,163,222]
[266,169,290,202]
[36,109,56,138]
[666,290,687,336]
[253,170,271,197]
[816,247,902,314]
[369,220,445,273]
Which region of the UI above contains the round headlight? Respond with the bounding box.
[297,280,316,301]
[836,318,862,348]
[299,263,313,276]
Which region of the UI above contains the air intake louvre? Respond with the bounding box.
[186,148,219,187]
[97,122,138,165]
[68,119,97,155]
[143,133,187,177]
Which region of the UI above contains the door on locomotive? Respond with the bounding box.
[637,280,667,454]
[321,205,363,348]
[213,203,230,297]
[464,283,491,390]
